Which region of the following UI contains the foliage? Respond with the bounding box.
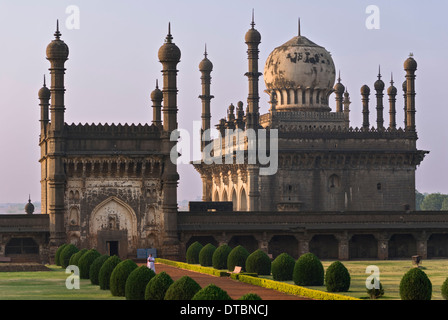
[157,258,230,277]
[293,252,324,286]
[98,255,122,290]
[245,249,271,275]
[110,259,138,296]
[441,277,448,300]
[186,241,203,264]
[69,248,88,267]
[212,244,232,270]
[199,243,216,267]
[399,267,432,300]
[164,275,201,300]
[89,254,110,285]
[325,261,351,292]
[238,293,262,300]
[54,244,68,266]
[367,280,385,299]
[420,192,448,211]
[125,266,156,300]
[59,244,79,268]
[192,284,232,300]
[271,253,295,281]
[227,245,250,272]
[78,249,101,279]
[145,271,174,300]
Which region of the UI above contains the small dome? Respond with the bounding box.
[334,81,345,94]
[361,85,370,95]
[245,27,261,44]
[199,56,213,72]
[404,56,417,71]
[38,84,51,100]
[150,86,163,101]
[387,83,397,95]
[158,25,181,63]
[25,198,35,215]
[374,78,385,91]
[46,25,69,61]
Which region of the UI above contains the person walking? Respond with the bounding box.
[147,253,156,272]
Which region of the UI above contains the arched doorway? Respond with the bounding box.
[5,237,39,255]
[89,196,137,259]
[232,188,237,211]
[309,235,338,259]
[268,235,299,259]
[427,234,448,258]
[240,188,247,211]
[349,234,378,259]
[228,235,258,253]
[388,234,416,259]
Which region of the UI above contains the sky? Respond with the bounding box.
[0,0,447,203]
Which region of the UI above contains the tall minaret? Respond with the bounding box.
[374,66,385,129]
[158,23,181,257]
[244,11,262,129]
[334,71,345,113]
[361,85,370,130]
[38,75,51,218]
[387,74,397,129]
[404,54,417,132]
[150,79,163,127]
[198,45,214,152]
[45,20,69,257]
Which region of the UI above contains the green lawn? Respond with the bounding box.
[0,265,124,300]
[265,259,448,300]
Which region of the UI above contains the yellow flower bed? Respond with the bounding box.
[156,258,229,277]
[237,275,360,300]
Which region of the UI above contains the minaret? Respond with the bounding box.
[244,10,262,129]
[45,20,69,256]
[343,88,351,124]
[334,71,345,113]
[158,23,181,257]
[361,85,370,130]
[38,75,51,218]
[402,80,407,128]
[150,79,163,127]
[374,66,385,129]
[38,75,51,134]
[198,45,214,152]
[404,54,417,132]
[387,73,397,129]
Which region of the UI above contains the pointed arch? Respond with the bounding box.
[222,189,228,202]
[232,188,238,211]
[240,187,248,211]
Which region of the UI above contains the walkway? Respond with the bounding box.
[144,262,311,300]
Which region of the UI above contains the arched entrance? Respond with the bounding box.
[388,234,416,259]
[89,196,138,259]
[268,235,299,259]
[349,234,378,259]
[228,235,258,253]
[309,235,338,259]
[427,233,448,258]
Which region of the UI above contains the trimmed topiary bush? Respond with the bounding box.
[98,255,122,290]
[271,253,295,281]
[69,248,88,266]
[227,245,250,272]
[78,249,101,279]
[186,241,203,264]
[399,267,432,300]
[441,277,448,300]
[238,293,262,300]
[293,252,324,286]
[245,249,271,275]
[212,244,232,270]
[60,244,79,268]
[199,243,216,267]
[55,244,68,266]
[367,279,385,299]
[164,275,201,300]
[192,284,232,300]
[110,259,138,297]
[145,271,174,300]
[325,261,351,292]
[125,266,156,300]
[89,254,110,285]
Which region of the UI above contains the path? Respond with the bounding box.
[142,262,311,300]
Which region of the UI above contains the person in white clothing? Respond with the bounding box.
[147,254,155,272]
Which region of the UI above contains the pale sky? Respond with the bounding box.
[0,0,447,203]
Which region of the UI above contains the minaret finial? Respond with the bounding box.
[54,19,61,40]
[204,43,208,58]
[156,79,159,89]
[165,22,173,43]
[338,70,341,83]
[251,9,255,29]
[390,72,394,86]
[298,18,301,36]
[43,74,46,87]
[378,65,382,80]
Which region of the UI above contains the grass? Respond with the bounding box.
[261,259,448,300]
[0,265,124,300]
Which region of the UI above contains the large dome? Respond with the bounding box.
[264,34,336,111]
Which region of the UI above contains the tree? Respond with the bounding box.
[420,193,448,211]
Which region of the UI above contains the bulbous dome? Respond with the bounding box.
[404,56,417,71]
[199,56,213,72]
[361,85,370,95]
[38,84,51,100]
[46,26,69,61]
[25,198,34,215]
[245,27,261,44]
[158,27,181,63]
[150,86,163,101]
[264,35,336,92]
[374,78,385,91]
[387,84,397,95]
[334,81,345,94]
